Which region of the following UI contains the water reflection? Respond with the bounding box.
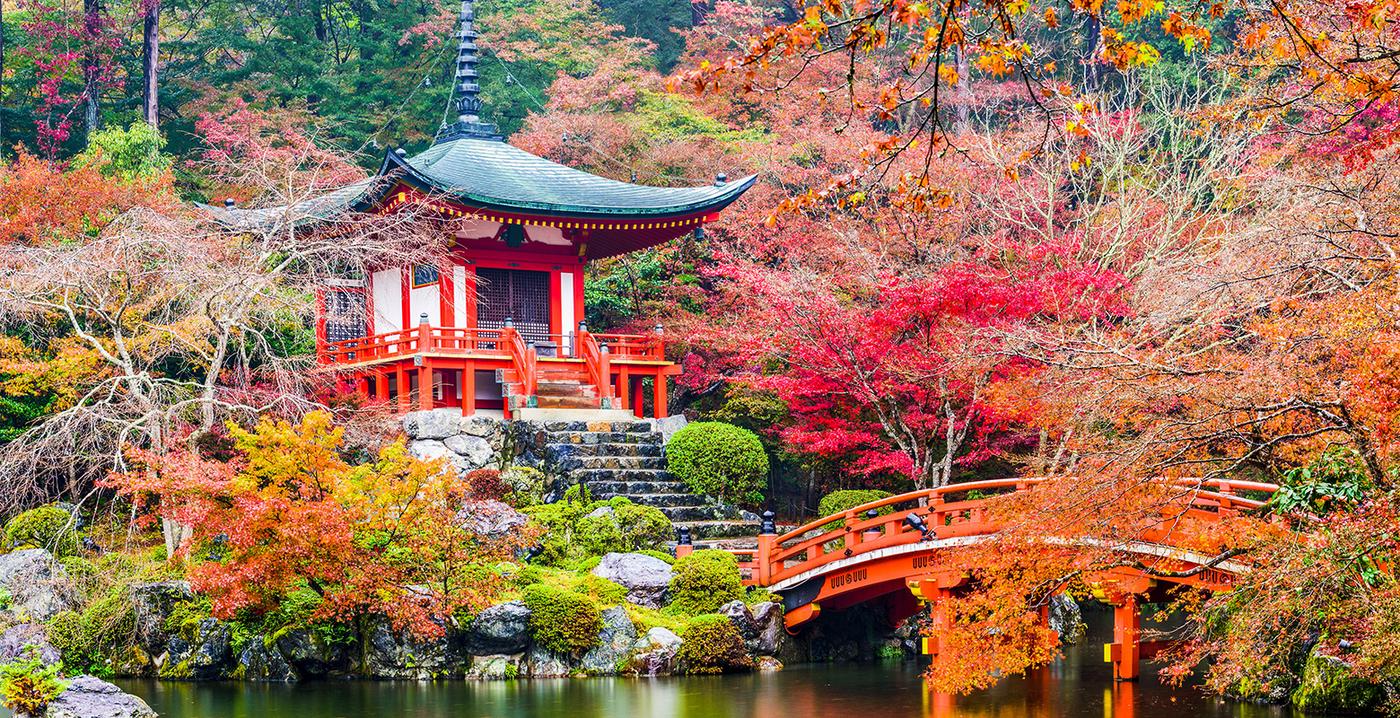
[106,612,1297,718]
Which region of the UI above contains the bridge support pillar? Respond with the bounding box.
[1105,596,1142,681]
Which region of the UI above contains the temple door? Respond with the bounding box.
[476,268,552,346]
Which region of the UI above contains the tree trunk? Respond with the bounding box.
[1,0,7,158]
[142,0,159,130]
[1083,14,1102,91]
[82,0,102,140]
[954,45,970,135]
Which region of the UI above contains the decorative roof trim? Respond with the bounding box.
[377,147,757,219]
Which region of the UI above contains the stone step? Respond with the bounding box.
[583,479,689,495]
[533,395,601,410]
[659,504,747,522]
[545,442,663,458]
[573,468,675,483]
[537,381,597,398]
[674,520,763,540]
[600,492,709,508]
[543,420,653,434]
[573,456,667,470]
[547,431,663,445]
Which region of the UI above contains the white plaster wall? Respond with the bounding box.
[409,283,441,326]
[371,269,403,334]
[452,265,468,327]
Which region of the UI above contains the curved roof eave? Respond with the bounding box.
[375,144,757,220]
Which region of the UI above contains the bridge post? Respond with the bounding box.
[756,511,776,585]
[1107,596,1142,681]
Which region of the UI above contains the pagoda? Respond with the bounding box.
[211,0,755,420]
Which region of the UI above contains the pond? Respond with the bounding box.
[111,611,1297,718]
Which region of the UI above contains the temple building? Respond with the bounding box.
[209,0,754,420]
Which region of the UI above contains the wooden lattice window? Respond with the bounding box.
[476,268,551,344]
[323,289,366,343]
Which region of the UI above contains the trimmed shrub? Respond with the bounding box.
[666,422,768,505]
[0,654,67,716]
[669,549,743,615]
[817,489,894,530]
[678,614,751,674]
[4,506,79,557]
[576,574,628,605]
[521,584,602,655]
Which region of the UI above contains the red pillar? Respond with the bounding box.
[375,368,390,403]
[396,367,411,412]
[461,362,476,416]
[632,377,645,419]
[652,374,667,419]
[1110,597,1141,681]
[418,363,434,411]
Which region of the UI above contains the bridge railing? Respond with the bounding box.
[735,477,1280,587]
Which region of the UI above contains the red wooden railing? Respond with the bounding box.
[500,325,538,400]
[577,330,613,404]
[319,326,667,364]
[722,478,1281,587]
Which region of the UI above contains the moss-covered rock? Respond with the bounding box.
[677,614,751,674]
[3,507,79,558]
[669,549,743,615]
[520,584,602,656]
[1291,649,1383,714]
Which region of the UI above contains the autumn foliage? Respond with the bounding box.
[106,412,533,636]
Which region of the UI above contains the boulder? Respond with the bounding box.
[128,581,194,655]
[0,549,75,621]
[1048,594,1085,645]
[42,676,156,718]
[1292,648,1383,714]
[458,501,528,539]
[649,415,688,446]
[186,618,234,680]
[719,600,757,641]
[237,638,297,682]
[580,606,638,674]
[274,628,349,678]
[460,415,502,440]
[361,615,461,679]
[408,439,453,463]
[525,644,571,678]
[0,623,61,666]
[628,627,682,676]
[467,654,523,680]
[403,408,464,440]
[755,655,783,672]
[444,434,495,469]
[591,553,672,609]
[466,601,531,655]
[750,601,785,656]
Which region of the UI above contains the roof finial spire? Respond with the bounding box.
[435,0,501,143]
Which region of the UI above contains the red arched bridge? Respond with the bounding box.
[679,478,1281,681]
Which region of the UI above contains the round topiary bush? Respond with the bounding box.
[4,506,79,557]
[666,422,768,505]
[817,489,894,530]
[669,549,744,615]
[521,584,602,655]
[678,614,751,674]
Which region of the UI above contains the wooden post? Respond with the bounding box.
[461,362,476,416]
[375,369,390,402]
[418,363,433,411]
[396,367,411,412]
[632,377,645,419]
[652,374,667,419]
[617,366,631,411]
[354,374,369,399]
[756,511,777,585]
[1109,597,1141,681]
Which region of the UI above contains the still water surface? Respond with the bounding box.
[115,613,1298,718]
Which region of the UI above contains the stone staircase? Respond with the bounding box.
[500,362,614,412]
[542,420,761,540]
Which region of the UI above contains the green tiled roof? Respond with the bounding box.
[386,137,756,218]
